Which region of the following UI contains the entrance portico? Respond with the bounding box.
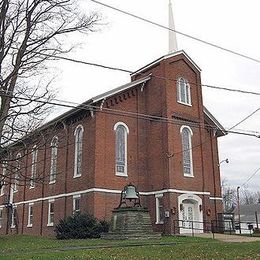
[178,194,203,234]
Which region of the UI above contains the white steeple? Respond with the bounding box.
[168,0,178,53]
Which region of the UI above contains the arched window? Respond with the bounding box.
[0,162,7,196]
[177,77,191,105]
[181,126,193,176]
[74,125,84,178]
[50,136,58,183]
[30,146,37,188]
[114,122,129,176]
[13,153,21,192]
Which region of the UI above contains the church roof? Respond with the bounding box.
[91,75,151,103]
[131,50,201,77]
[204,107,226,137]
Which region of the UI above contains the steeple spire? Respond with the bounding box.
[168,0,178,53]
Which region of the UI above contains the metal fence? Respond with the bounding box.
[172,219,256,238]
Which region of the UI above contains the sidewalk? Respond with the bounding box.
[194,233,260,243]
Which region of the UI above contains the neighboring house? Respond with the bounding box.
[0,50,225,236]
[234,204,260,234]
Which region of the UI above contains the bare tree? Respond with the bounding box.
[0,0,99,189]
[240,189,260,205]
[256,191,260,204]
[221,179,237,212]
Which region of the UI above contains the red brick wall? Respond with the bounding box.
[0,52,223,235]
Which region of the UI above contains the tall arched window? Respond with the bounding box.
[114,122,129,176]
[74,125,84,178]
[177,77,191,105]
[0,162,7,196]
[181,126,193,176]
[30,146,37,188]
[50,136,58,183]
[13,153,21,192]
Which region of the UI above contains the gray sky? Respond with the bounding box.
[49,0,260,192]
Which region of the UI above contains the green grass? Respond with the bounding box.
[0,235,260,259]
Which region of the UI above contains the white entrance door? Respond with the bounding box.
[178,194,204,234]
[181,203,195,233]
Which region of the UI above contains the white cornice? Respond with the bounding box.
[8,187,215,206]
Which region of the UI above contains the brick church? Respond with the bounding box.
[0,49,225,236]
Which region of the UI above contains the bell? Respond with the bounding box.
[125,185,139,200]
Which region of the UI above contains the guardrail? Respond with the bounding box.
[172,219,256,238]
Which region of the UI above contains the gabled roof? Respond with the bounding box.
[7,76,152,147]
[204,107,226,137]
[26,75,152,131]
[91,75,151,103]
[131,50,201,77]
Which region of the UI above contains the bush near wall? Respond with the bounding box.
[55,212,109,239]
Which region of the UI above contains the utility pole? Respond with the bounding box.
[255,211,259,230]
[237,186,241,234]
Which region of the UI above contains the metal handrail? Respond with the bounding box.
[172,219,256,238]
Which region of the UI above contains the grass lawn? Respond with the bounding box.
[0,235,260,259]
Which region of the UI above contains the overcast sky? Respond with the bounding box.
[49,0,260,192]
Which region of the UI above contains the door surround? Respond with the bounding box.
[178,193,203,234]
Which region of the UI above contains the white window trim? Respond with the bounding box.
[11,206,17,229]
[177,100,192,107]
[0,163,6,196]
[13,175,18,193]
[47,199,55,227]
[180,126,194,177]
[73,125,84,178]
[114,122,129,177]
[177,77,192,106]
[73,194,81,214]
[0,208,3,228]
[27,203,34,227]
[50,136,58,184]
[13,153,21,193]
[30,146,38,189]
[155,194,164,224]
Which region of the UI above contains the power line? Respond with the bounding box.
[228,108,260,131]
[201,84,260,96]
[1,91,260,138]
[90,0,260,64]
[35,52,132,73]
[241,167,260,187]
[35,52,260,97]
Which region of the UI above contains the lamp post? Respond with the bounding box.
[218,158,229,209]
[217,158,229,231]
[218,158,229,167]
[237,186,241,234]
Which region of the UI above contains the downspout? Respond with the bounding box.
[210,129,217,219]
[196,75,206,226]
[62,121,69,218]
[21,143,28,235]
[5,151,13,234]
[40,132,47,236]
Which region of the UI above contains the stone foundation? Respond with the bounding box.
[102,207,161,240]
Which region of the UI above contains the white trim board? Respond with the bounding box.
[209,197,223,201]
[8,187,220,206]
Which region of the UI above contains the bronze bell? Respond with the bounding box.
[125,185,139,200]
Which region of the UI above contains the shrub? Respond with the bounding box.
[54,212,109,240]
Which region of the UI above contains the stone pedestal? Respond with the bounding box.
[102,207,161,240]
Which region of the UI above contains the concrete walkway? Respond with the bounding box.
[194,233,260,243]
